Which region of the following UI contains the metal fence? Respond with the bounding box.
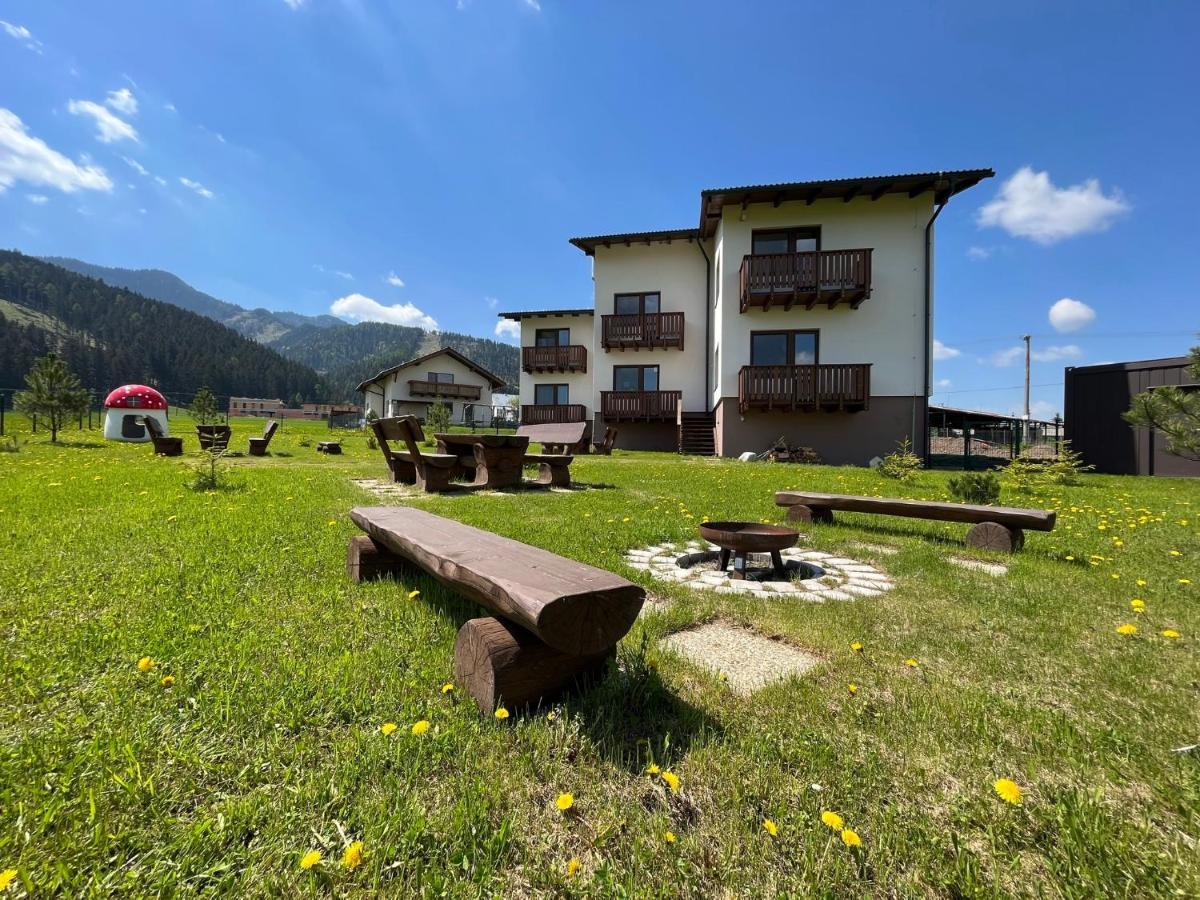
[927,421,1063,469]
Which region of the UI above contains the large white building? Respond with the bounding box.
[500,169,992,462]
[357,347,507,427]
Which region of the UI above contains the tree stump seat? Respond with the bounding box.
[347,506,645,714]
[774,491,1055,554]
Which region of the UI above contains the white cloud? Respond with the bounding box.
[966,245,991,260]
[68,100,138,143]
[105,88,138,116]
[485,296,499,309]
[282,0,306,8]
[26,193,49,204]
[988,344,1082,367]
[0,20,40,51]
[935,378,952,389]
[933,339,961,361]
[122,156,150,177]
[0,109,113,194]
[385,271,405,287]
[1048,297,1095,333]
[494,319,521,342]
[164,102,177,113]
[1029,400,1058,421]
[179,176,214,198]
[331,293,438,330]
[977,167,1129,245]
[523,0,542,10]
[154,175,166,186]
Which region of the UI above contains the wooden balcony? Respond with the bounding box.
[738,364,871,414]
[522,345,588,373]
[739,249,872,311]
[601,312,685,351]
[601,390,682,422]
[407,380,482,401]
[521,403,587,425]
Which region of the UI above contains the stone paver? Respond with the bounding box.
[660,622,821,695]
[949,557,1008,577]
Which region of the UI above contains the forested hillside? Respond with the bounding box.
[43,257,343,344]
[271,321,520,395]
[0,252,323,401]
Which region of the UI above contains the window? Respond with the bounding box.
[534,384,569,405]
[535,328,570,347]
[750,331,818,366]
[613,365,659,392]
[427,372,454,384]
[751,227,820,255]
[614,292,660,315]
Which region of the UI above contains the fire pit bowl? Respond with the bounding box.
[698,521,800,580]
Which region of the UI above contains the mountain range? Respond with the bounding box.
[20,256,520,401]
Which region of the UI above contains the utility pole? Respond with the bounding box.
[1022,334,1031,446]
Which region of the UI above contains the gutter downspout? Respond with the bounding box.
[921,194,948,463]
[696,240,712,404]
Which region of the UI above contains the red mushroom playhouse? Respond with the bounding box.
[103,385,170,443]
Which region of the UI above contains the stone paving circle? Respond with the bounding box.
[624,539,894,600]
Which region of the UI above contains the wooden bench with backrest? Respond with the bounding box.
[775,491,1055,553]
[371,415,461,492]
[516,421,592,455]
[248,420,279,456]
[196,424,231,451]
[593,426,618,455]
[347,506,645,715]
[142,415,183,456]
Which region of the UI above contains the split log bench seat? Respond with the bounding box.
[347,506,645,714]
[516,422,592,455]
[372,416,460,492]
[316,440,342,454]
[248,420,279,456]
[142,415,183,456]
[592,426,618,455]
[774,491,1056,553]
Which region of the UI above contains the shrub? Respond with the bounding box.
[366,433,378,451]
[948,471,1000,505]
[1000,455,1045,493]
[1040,441,1093,485]
[877,437,922,481]
[188,448,234,492]
[424,401,451,444]
[1002,442,1093,492]
[0,435,19,453]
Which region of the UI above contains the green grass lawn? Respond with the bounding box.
[1,415,1196,897]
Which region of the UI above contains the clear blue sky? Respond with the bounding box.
[2,1,1197,418]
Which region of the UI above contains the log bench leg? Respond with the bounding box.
[534,463,571,488]
[453,617,613,716]
[966,521,1025,553]
[347,534,411,582]
[389,459,417,485]
[784,504,834,525]
[417,465,454,493]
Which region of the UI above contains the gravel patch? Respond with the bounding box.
[949,556,1008,577]
[660,622,821,695]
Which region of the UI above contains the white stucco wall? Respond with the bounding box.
[361,351,495,423]
[517,314,596,413]
[589,240,711,411]
[712,193,933,401]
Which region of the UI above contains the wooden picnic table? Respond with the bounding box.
[435,433,530,489]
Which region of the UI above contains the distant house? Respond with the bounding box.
[229,397,285,417]
[228,397,362,419]
[1065,357,1200,476]
[356,347,508,426]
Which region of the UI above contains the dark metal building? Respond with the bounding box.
[1064,356,1200,477]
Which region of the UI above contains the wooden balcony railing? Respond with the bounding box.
[738,364,871,413]
[407,380,482,401]
[522,345,588,373]
[601,312,685,350]
[520,403,588,425]
[739,249,872,311]
[601,390,682,421]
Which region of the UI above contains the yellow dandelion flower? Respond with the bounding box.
[1161,629,1181,639]
[847,683,858,695]
[663,830,677,843]
[644,763,660,775]
[441,683,454,694]
[841,828,862,848]
[1181,579,1192,585]
[1116,623,1137,635]
[1136,579,1147,587]
[1065,555,1075,561]
[555,792,574,811]
[1130,599,1145,613]
[137,656,155,672]
[566,857,581,878]
[660,771,680,793]
[494,707,509,720]
[160,675,175,688]
[342,840,364,870]
[820,810,843,831]
[411,719,430,736]
[993,778,1022,805]
[904,658,918,668]
[407,590,420,600]
[850,642,863,652]
[1169,550,1181,557]
[380,722,398,736]
[299,850,321,870]
[762,819,778,837]
[0,870,16,891]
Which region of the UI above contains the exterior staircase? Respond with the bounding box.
[678,411,716,457]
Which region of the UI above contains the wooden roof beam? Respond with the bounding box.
[842,185,861,203]
[908,180,936,198]
[869,182,894,201]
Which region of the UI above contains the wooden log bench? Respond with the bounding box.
[371,416,460,492]
[774,491,1056,553]
[248,420,279,456]
[142,415,184,456]
[316,440,342,454]
[347,506,645,714]
[516,422,592,455]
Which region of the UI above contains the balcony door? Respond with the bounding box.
[751,228,820,255]
[614,292,660,315]
[751,331,818,366]
[613,365,659,392]
[535,328,569,347]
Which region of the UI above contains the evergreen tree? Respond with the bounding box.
[15,353,90,442]
[190,386,221,424]
[1123,340,1200,460]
